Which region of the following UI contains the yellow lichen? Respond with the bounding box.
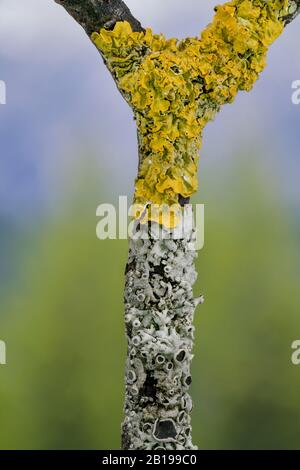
[91,0,288,227]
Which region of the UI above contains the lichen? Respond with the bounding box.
[91,0,287,227]
[121,208,201,450]
[89,0,292,451]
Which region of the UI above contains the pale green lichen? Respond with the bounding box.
[91,0,288,227]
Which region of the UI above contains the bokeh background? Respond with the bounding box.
[1,0,300,449]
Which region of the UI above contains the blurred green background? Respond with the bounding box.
[1,0,300,451]
[1,152,300,450]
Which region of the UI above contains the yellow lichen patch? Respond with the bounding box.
[91,0,288,227]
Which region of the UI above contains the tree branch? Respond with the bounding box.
[50,0,300,452]
[54,0,143,36]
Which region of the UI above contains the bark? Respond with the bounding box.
[122,206,203,450]
[54,0,143,34]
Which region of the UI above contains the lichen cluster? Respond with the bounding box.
[121,209,202,449]
[92,0,287,227]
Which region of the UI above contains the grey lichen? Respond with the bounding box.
[122,208,202,450]
[285,0,300,23]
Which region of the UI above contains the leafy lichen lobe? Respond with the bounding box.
[92,0,287,226]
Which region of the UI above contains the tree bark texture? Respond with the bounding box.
[54,0,143,34]
[122,207,203,450]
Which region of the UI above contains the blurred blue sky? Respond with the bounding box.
[0,0,300,222]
